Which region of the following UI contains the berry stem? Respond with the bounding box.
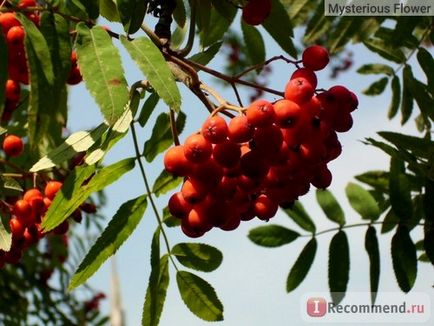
[200,83,243,115]
[234,55,299,79]
[130,122,179,271]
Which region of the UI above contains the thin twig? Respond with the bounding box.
[235,55,299,79]
[176,0,196,57]
[169,109,180,146]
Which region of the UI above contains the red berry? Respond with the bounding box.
[284,77,315,104]
[240,150,269,179]
[0,13,20,35]
[2,135,24,157]
[18,0,37,8]
[67,66,82,85]
[164,145,191,176]
[6,26,25,48]
[183,133,212,163]
[168,192,192,218]
[253,194,278,221]
[201,116,228,144]
[246,99,275,127]
[273,99,302,128]
[181,179,206,204]
[302,45,329,71]
[311,165,333,189]
[212,141,241,168]
[53,221,69,235]
[228,115,254,143]
[242,0,272,26]
[5,79,20,102]
[9,217,25,238]
[23,188,45,214]
[44,181,63,200]
[291,68,318,89]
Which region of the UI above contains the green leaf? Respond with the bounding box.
[401,66,414,125]
[42,158,136,232]
[282,201,316,233]
[378,131,434,159]
[241,21,265,67]
[391,226,417,292]
[76,23,129,125]
[365,226,380,304]
[362,77,388,96]
[30,124,108,172]
[329,17,362,54]
[142,229,170,326]
[121,36,181,111]
[355,170,389,192]
[423,228,434,265]
[345,182,380,220]
[188,42,222,67]
[78,0,100,19]
[381,209,399,234]
[195,0,211,34]
[304,5,334,45]
[388,76,401,119]
[99,0,121,21]
[363,38,405,63]
[417,48,434,95]
[152,170,182,197]
[286,238,317,292]
[69,195,147,289]
[424,179,434,223]
[117,0,148,34]
[316,189,345,226]
[138,92,159,128]
[248,225,299,248]
[404,67,434,122]
[162,207,181,228]
[0,218,12,252]
[0,31,7,117]
[328,231,350,304]
[263,0,296,57]
[200,5,235,48]
[176,271,224,321]
[389,158,413,221]
[357,64,394,76]
[172,243,223,273]
[0,175,23,192]
[143,111,186,162]
[173,0,186,27]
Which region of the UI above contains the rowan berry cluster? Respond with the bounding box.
[0,0,82,122]
[164,45,358,238]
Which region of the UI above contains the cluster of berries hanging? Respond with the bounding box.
[0,0,82,122]
[164,45,358,238]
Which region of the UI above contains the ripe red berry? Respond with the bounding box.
[212,141,241,168]
[246,99,275,127]
[242,0,272,26]
[302,45,330,71]
[181,179,206,204]
[183,133,212,163]
[53,220,69,235]
[2,134,24,157]
[9,217,25,238]
[164,145,191,176]
[201,115,228,144]
[273,99,302,128]
[311,166,333,189]
[228,115,254,143]
[0,13,20,35]
[168,192,192,218]
[23,188,45,214]
[291,68,318,89]
[240,150,269,179]
[44,181,63,200]
[253,194,278,221]
[18,0,37,8]
[5,79,20,102]
[333,112,353,133]
[284,77,315,104]
[67,66,82,85]
[6,26,25,48]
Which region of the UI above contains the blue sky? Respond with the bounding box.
[66,16,434,326]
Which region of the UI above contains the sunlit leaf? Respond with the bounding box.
[0,218,12,252]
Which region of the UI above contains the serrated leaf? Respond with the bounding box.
[363,38,405,63]
[200,5,235,48]
[0,218,12,252]
[30,124,108,172]
[391,226,417,292]
[117,0,148,34]
[176,271,224,321]
[121,36,181,111]
[0,176,23,192]
[357,64,394,76]
[417,48,434,95]
[142,229,170,326]
[328,231,350,304]
[316,189,345,226]
[346,182,380,220]
[0,31,7,117]
[188,42,222,67]
[363,77,388,96]
[365,226,380,304]
[248,225,299,248]
[152,170,182,197]
[401,66,414,125]
[138,92,159,127]
[241,21,265,67]
[42,158,135,232]
[389,158,413,221]
[172,243,222,272]
[263,0,296,57]
[162,207,181,228]
[143,111,186,162]
[388,76,401,119]
[282,201,316,233]
[69,195,147,289]
[286,238,317,292]
[99,0,121,21]
[76,24,129,125]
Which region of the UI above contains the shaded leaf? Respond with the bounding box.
[42,158,135,232]
[162,207,181,228]
[365,226,380,304]
[173,0,186,27]
[346,182,380,220]
[99,0,121,21]
[363,38,405,63]
[328,231,350,304]
[282,201,316,233]
[69,195,147,289]
[388,76,401,119]
[389,157,413,221]
[176,271,224,321]
[329,17,362,53]
[378,131,434,159]
[172,243,223,272]
[362,77,388,96]
[241,22,265,67]
[76,24,129,125]
[189,42,222,67]
[152,170,182,197]
[401,66,414,125]
[0,175,23,192]
[423,228,434,265]
[117,0,148,34]
[391,226,417,292]
[121,36,181,111]
[138,92,160,127]
[248,225,299,248]
[286,238,317,292]
[355,170,389,192]
[357,64,394,76]
[304,4,334,45]
[200,5,235,48]
[417,48,434,95]
[143,111,186,162]
[316,189,345,226]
